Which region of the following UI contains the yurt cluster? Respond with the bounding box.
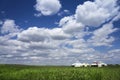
[72,61,107,67]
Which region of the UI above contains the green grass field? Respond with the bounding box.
[0,64,120,80]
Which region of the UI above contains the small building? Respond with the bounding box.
[91,61,107,67]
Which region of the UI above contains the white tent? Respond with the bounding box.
[72,61,107,67]
[72,63,89,67]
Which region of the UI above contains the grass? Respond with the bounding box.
[0,64,120,80]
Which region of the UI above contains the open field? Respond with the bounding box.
[0,64,120,80]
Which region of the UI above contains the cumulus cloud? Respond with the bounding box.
[0,0,120,65]
[65,39,87,49]
[102,49,120,63]
[34,0,62,16]
[112,13,120,22]
[57,9,70,16]
[75,0,119,27]
[88,23,118,46]
[59,16,84,35]
[47,28,71,40]
[34,13,42,17]
[29,41,56,50]
[1,19,20,34]
[18,27,71,42]
[0,23,95,65]
[0,19,22,40]
[18,27,48,42]
[108,49,120,54]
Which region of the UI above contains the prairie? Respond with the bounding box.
[0,64,120,80]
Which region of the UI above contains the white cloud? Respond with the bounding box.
[34,13,42,17]
[0,24,96,65]
[108,49,120,54]
[48,48,68,58]
[59,16,84,34]
[34,0,62,16]
[57,9,70,16]
[47,28,71,40]
[18,27,71,42]
[67,48,95,54]
[0,0,120,65]
[0,19,22,40]
[112,13,120,22]
[18,27,48,42]
[1,19,20,34]
[59,16,73,26]
[88,23,118,46]
[75,0,119,27]
[95,0,118,11]
[29,41,56,50]
[102,49,120,63]
[65,39,87,49]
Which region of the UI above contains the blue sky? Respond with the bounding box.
[0,0,89,29]
[0,0,120,65]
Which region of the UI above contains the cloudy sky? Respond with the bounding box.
[0,0,120,65]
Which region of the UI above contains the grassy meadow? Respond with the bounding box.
[0,64,120,80]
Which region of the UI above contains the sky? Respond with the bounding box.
[0,0,120,65]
